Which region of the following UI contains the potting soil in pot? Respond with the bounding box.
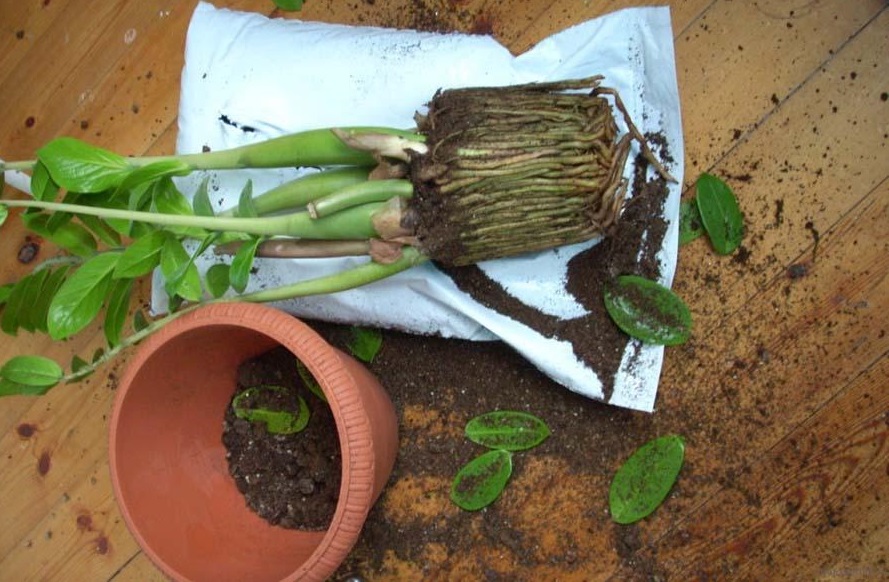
[222,347,341,530]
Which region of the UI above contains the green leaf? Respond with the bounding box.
[115,159,191,196]
[273,0,304,10]
[0,376,54,397]
[230,236,262,294]
[0,205,7,227]
[104,279,133,347]
[30,161,59,202]
[1,274,37,335]
[348,326,382,363]
[204,263,231,299]
[47,220,98,257]
[465,411,550,452]
[114,230,169,278]
[47,251,121,340]
[0,283,13,306]
[37,137,131,193]
[237,180,257,218]
[150,178,206,238]
[451,449,513,511]
[192,176,215,217]
[609,435,685,524]
[71,355,90,374]
[296,359,327,402]
[92,347,105,363]
[0,355,63,387]
[132,309,149,333]
[232,385,310,435]
[31,267,70,333]
[603,275,692,346]
[16,269,50,333]
[695,173,744,255]
[678,199,704,246]
[77,214,122,247]
[160,237,202,302]
[22,212,97,257]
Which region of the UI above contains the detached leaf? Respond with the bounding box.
[296,359,327,402]
[47,251,121,340]
[604,275,692,346]
[38,137,131,193]
[465,411,550,452]
[232,385,310,434]
[0,355,63,388]
[230,236,261,294]
[679,199,704,245]
[451,449,513,511]
[695,173,744,255]
[348,326,382,363]
[610,435,685,524]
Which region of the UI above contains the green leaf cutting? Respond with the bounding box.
[603,275,692,346]
[464,410,550,452]
[609,434,685,524]
[695,173,744,255]
[451,449,513,511]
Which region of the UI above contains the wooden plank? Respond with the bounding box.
[673,5,889,336]
[643,173,889,556]
[108,551,170,582]
[629,351,889,580]
[503,0,714,54]
[676,0,885,182]
[0,461,142,581]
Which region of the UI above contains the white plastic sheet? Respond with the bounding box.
[164,1,684,412]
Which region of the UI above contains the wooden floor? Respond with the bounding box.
[1,0,887,580]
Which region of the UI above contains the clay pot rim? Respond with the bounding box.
[109,302,382,582]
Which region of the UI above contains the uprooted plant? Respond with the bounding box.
[0,76,674,395]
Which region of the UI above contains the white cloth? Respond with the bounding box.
[163,1,684,411]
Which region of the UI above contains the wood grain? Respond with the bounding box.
[0,0,886,580]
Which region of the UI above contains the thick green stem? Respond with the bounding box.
[219,167,372,217]
[135,127,422,170]
[2,199,382,239]
[0,160,36,172]
[238,246,428,303]
[308,179,413,218]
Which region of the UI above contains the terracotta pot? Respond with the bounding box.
[109,302,398,582]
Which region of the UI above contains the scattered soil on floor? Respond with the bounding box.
[222,347,341,530]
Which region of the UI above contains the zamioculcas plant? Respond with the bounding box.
[0,77,673,396]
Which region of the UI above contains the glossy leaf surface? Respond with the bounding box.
[695,173,744,255]
[610,435,685,524]
[451,449,513,511]
[604,275,692,346]
[465,411,550,451]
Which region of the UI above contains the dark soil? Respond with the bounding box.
[222,347,341,530]
[223,141,672,573]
